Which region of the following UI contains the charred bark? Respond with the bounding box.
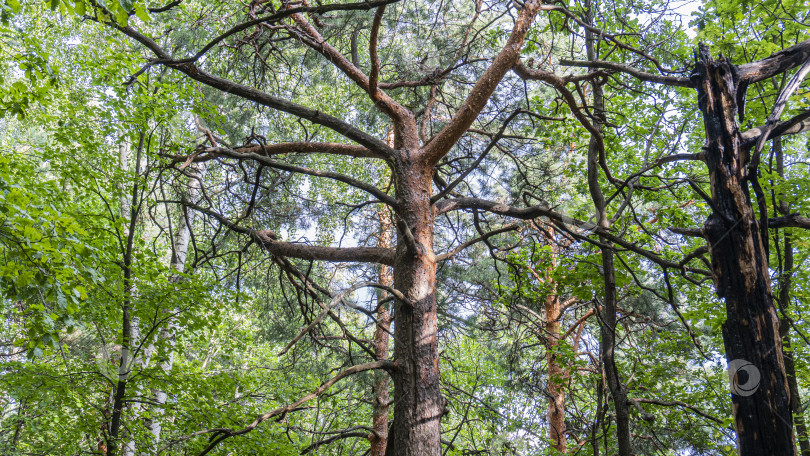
[693,44,795,456]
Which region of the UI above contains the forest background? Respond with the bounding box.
[0,0,809,455]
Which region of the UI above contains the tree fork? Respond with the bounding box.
[693,44,795,456]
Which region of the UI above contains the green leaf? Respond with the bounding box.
[133,2,148,22]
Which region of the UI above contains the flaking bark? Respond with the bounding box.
[693,44,795,456]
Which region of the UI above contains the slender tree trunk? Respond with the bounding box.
[387,157,443,456]
[143,160,207,451]
[779,233,810,456]
[583,8,632,452]
[370,205,392,455]
[110,138,142,456]
[10,399,26,451]
[545,288,566,454]
[693,44,795,456]
[774,137,810,456]
[541,229,567,454]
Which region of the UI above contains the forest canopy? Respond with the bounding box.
[0,0,809,455]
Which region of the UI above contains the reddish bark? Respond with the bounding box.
[386,158,443,456]
[542,233,567,454]
[110,3,546,455]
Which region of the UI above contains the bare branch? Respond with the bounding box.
[559,59,693,87]
[193,360,396,455]
[420,1,542,164]
[437,223,520,261]
[183,0,402,63]
[192,147,397,206]
[435,197,707,273]
[183,201,396,265]
[279,281,410,356]
[301,432,371,454]
[110,23,395,156]
[630,398,723,424]
[431,110,523,203]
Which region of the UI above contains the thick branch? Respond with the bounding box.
[368,5,385,98]
[436,198,706,272]
[169,142,381,163]
[232,142,379,159]
[255,231,395,266]
[112,24,395,157]
[667,227,703,237]
[742,110,810,143]
[769,214,810,230]
[287,6,416,138]
[738,38,810,83]
[420,1,542,164]
[184,201,395,265]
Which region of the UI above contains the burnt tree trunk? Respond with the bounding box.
[693,44,795,456]
[387,156,442,456]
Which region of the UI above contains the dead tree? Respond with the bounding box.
[558,38,810,455]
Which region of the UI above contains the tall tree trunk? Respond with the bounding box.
[693,44,795,456]
[110,137,142,456]
[778,230,810,456]
[370,205,392,455]
[583,7,632,452]
[387,157,442,456]
[773,137,810,456]
[542,231,567,454]
[143,160,207,451]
